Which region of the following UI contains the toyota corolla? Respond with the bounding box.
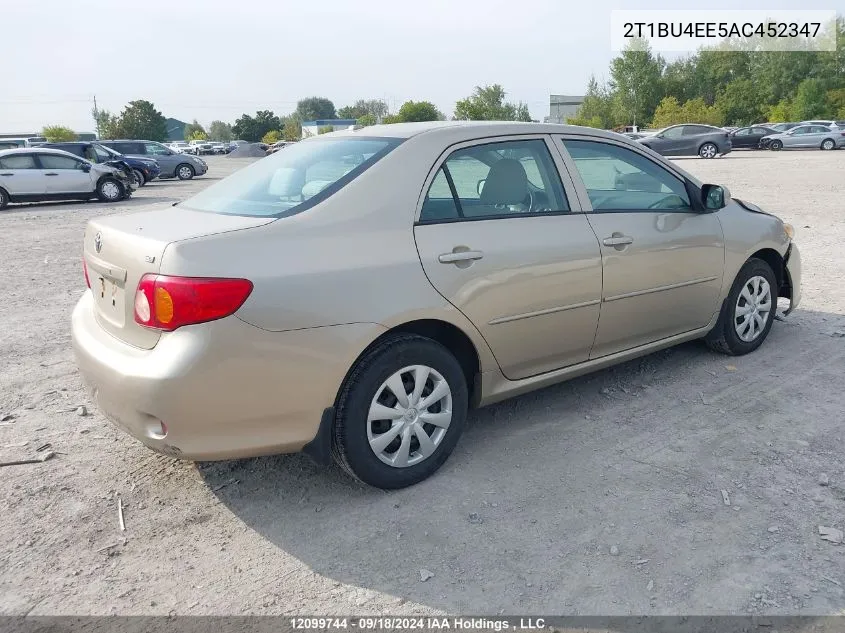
[71,121,801,489]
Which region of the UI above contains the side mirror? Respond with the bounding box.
[81,163,92,173]
[477,179,486,196]
[702,184,729,210]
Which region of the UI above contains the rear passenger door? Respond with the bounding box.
[413,136,603,380]
[0,153,45,194]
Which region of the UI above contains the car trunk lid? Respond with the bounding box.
[83,207,273,349]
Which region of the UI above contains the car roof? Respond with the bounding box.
[0,147,82,158]
[329,120,643,143]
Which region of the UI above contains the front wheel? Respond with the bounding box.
[770,140,783,150]
[699,142,718,159]
[132,169,145,188]
[176,163,195,180]
[97,177,125,202]
[0,187,8,210]
[332,334,469,489]
[705,258,777,356]
[821,139,835,150]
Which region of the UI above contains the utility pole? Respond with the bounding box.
[92,95,100,138]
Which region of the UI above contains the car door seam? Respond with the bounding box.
[488,299,602,325]
[603,276,720,303]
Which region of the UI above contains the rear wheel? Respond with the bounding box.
[97,177,124,202]
[176,163,195,180]
[705,258,777,356]
[333,334,469,489]
[770,140,783,150]
[821,138,835,150]
[0,187,8,210]
[699,142,718,158]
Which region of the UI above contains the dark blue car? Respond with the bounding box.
[42,142,161,187]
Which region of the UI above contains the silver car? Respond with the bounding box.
[0,147,135,209]
[763,124,845,150]
[71,122,801,489]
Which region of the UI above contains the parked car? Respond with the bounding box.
[0,147,135,209]
[42,142,160,187]
[71,122,800,488]
[766,122,801,134]
[728,126,779,149]
[169,141,193,154]
[762,124,845,150]
[636,124,731,158]
[188,140,215,155]
[98,140,208,180]
[210,142,227,154]
[266,140,294,155]
[799,120,844,129]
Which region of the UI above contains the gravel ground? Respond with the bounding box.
[1,151,844,616]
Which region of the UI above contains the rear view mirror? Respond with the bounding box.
[702,184,729,210]
[81,163,91,173]
[477,179,486,196]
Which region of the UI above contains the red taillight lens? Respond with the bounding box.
[133,274,253,331]
[83,258,91,288]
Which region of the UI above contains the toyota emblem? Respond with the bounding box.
[94,232,102,253]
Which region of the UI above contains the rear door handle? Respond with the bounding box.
[438,250,484,264]
[45,173,59,176]
[1,173,13,176]
[602,235,634,246]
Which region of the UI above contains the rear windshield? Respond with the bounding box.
[180,136,402,217]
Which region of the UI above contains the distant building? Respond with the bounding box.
[546,95,586,124]
[301,119,357,138]
[164,117,189,141]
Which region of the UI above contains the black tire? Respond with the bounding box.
[332,334,469,489]
[699,142,718,159]
[96,177,125,202]
[0,187,8,210]
[705,258,778,356]
[821,138,835,150]
[770,140,783,150]
[176,163,195,180]
[132,169,145,187]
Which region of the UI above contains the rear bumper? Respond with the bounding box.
[71,291,383,461]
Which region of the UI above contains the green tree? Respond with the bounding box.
[609,39,666,127]
[766,99,792,122]
[714,79,762,126]
[681,97,723,126]
[396,100,442,122]
[92,107,119,139]
[281,117,302,141]
[113,100,168,141]
[381,113,402,124]
[208,120,233,141]
[567,76,621,129]
[295,97,337,121]
[650,97,686,128]
[317,126,334,135]
[262,130,281,144]
[454,84,532,121]
[232,110,281,142]
[356,113,377,127]
[791,78,830,120]
[42,125,77,142]
[184,119,207,140]
[338,99,388,120]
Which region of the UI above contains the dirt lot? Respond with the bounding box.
[1,151,844,616]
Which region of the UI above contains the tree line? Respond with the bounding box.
[569,19,845,129]
[40,85,533,144]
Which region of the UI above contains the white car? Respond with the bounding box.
[169,142,193,154]
[0,148,136,209]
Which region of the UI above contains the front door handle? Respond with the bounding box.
[438,250,484,264]
[602,235,634,247]
[1,173,13,176]
[44,173,59,176]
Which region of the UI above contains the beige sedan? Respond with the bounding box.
[72,122,801,489]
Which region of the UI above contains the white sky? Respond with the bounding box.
[2,0,831,133]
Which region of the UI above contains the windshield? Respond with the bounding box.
[180,136,402,218]
[96,143,121,158]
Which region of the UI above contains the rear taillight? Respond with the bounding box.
[83,258,90,288]
[133,274,253,331]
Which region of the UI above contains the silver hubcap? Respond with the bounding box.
[735,275,772,342]
[367,365,452,468]
[701,144,716,158]
[823,140,833,149]
[101,181,120,200]
[179,166,192,178]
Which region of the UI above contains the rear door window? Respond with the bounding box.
[0,154,37,169]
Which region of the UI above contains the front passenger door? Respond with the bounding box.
[557,137,725,358]
[37,153,93,193]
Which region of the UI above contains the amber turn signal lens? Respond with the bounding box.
[154,287,174,324]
